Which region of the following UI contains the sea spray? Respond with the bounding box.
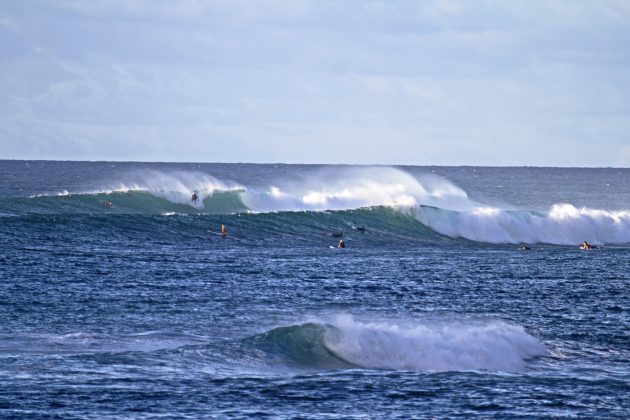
[415,204,630,245]
[92,170,244,207]
[252,316,547,373]
[11,166,630,245]
[241,166,472,212]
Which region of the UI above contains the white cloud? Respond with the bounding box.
[1,0,629,165]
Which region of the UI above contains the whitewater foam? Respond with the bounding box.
[18,167,630,245]
[241,167,472,213]
[30,189,70,198]
[322,315,547,372]
[416,203,630,245]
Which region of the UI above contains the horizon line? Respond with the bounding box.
[0,158,628,169]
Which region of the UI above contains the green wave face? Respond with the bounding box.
[246,323,356,370]
[2,190,249,215]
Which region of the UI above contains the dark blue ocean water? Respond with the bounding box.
[0,161,629,418]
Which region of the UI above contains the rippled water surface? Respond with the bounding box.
[0,161,628,418]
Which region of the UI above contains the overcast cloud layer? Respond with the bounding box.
[1,0,629,165]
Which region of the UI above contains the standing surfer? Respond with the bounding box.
[192,192,199,203]
[221,224,228,239]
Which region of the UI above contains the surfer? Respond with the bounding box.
[580,241,592,250]
[191,192,199,203]
[221,224,228,239]
[518,244,530,251]
[105,201,113,208]
[338,239,345,249]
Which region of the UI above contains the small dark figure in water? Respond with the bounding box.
[580,241,592,250]
[105,201,113,208]
[518,244,530,251]
[338,239,345,248]
[191,192,199,203]
[323,231,343,238]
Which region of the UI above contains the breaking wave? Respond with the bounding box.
[416,204,630,245]
[4,167,630,245]
[248,316,547,373]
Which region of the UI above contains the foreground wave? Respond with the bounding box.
[0,317,548,374]
[249,317,547,373]
[2,167,630,245]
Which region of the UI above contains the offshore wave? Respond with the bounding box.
[247,316,547,373]
[416,204,630,245]
[3,167,630,245]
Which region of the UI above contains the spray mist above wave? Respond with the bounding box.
[253,315,547,373]
[24,167,476,214]
[416,203,630,245]
[32,170,244,207]
[241,166,472,213]
[102,170,245,208]
[19,166,630,246]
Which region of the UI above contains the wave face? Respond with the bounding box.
[3,166,630,245]
[17,170,247,214]
[248,316,547,373]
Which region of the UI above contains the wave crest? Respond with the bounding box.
[12,167,630,245]
[251,316,547,372]
[416,203,630,245]
[241,167,471,213]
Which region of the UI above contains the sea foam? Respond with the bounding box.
[416,203,630,245]
[323,315,547,372]
[22,167,630,244]
[241,166,471,213]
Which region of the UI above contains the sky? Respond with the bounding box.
[1,0,629,166]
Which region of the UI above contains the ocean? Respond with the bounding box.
[0,161,628,418]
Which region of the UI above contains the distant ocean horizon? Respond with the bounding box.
[1,160,628,417]
[5,158,630,168]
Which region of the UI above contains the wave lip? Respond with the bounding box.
[250,316,547,373]
[13,166,630,246]
[241,167,471,213]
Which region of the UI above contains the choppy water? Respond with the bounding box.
[0,161,628,418]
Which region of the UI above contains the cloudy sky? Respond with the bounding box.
[1,0,629,165]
